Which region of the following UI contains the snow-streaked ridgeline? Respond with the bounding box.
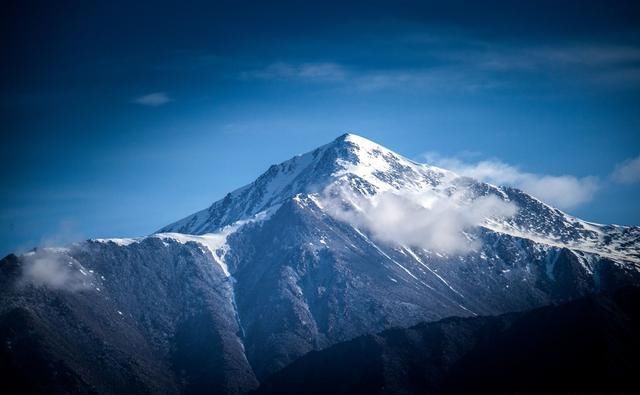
[2,133,639,394]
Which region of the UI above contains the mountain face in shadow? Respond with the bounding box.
[255,287,640,394]
[0,241,258,395]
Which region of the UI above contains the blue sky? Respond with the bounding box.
[1,0,640,255]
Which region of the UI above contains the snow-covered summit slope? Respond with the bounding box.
[159,133,639,264]
[159,133,452,233]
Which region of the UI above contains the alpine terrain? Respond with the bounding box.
[1,133,639,394]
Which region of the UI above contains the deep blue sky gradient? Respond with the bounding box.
[2,0,639,255]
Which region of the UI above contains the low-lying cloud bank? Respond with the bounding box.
[321,187,517,255]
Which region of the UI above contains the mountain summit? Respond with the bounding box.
[158,132,449,234]
[161,133,638,262]
[2,134,639,394]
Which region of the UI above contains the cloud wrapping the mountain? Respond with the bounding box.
[424,154,599,210]
[321,187,517,254]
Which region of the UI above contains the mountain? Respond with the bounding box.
[160,133,640,377]
[1,133,639,394]
[254,286,640,394]
[160,133,638,263]
[0,239,257,395]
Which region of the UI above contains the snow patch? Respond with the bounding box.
[93,238,139,246]
[154,207,277,277]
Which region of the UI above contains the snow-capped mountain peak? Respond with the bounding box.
[159,133,454,234]
[158,133,639,265]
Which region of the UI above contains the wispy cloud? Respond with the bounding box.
[242,62,347,82]
[20,251,92,292]
[371,43,640,91]
[240,60,497,92]
[438,43,640,71]
[611,155,640,184]
[321,186,517,255]
[236,40,640,93]
[423,153,599,210]
[16,220,93,292]
[133,92,172,106]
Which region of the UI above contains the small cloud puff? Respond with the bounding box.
[133,92,172,106]
[20,251,91,292]
[242,62,347,82]
[611,155,640,184]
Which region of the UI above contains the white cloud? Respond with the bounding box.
[237,42,640,92]
[611,155,640,184]
[352,44,640,92]
[14,220,91,292]
[133,92,172,106]
[444,44,640,72]
[243,62,347,82]
[242,61,499,93]
[321,187,517,254]
[424,153,599,210]
[21,252,91,292]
